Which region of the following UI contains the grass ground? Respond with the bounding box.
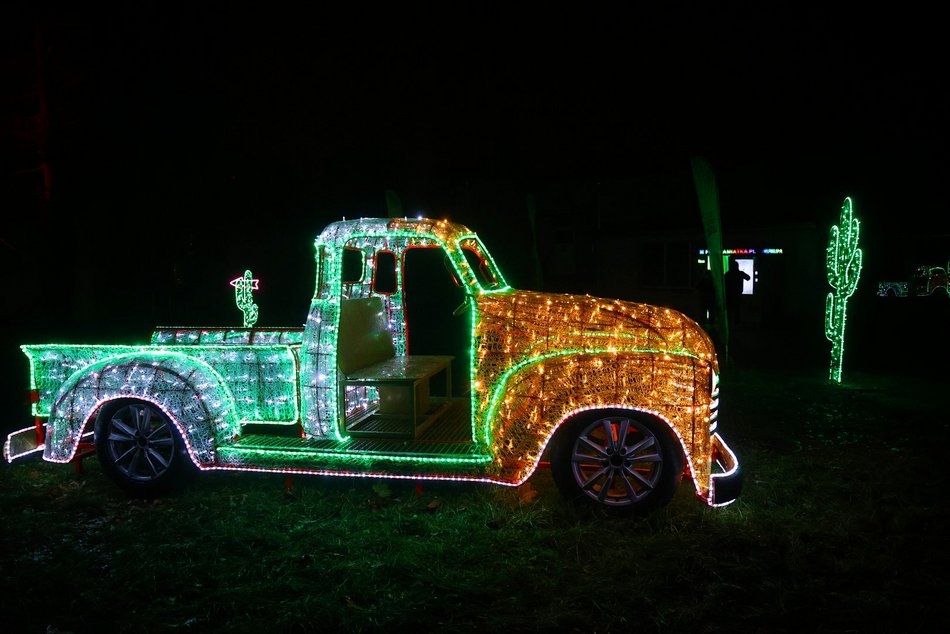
[1,363,947,633]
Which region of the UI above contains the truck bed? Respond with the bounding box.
[23,330,301,425]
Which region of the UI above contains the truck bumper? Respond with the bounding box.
[3,425,45,463]
[709,433,742,506]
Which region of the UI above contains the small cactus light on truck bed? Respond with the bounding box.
[230,269,260,328]
[6,217,741,515]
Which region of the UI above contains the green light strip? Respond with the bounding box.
[221,445,491,465]
[518,329,669,359]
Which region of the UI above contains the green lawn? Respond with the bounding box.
[2,365,946,633]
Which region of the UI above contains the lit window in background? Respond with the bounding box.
[734,259,754,295]
[698,248,784,296]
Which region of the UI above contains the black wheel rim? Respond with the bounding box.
[570,416,663,506]
[105,403,176,482]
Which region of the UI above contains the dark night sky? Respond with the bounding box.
[2,2,949,433]
[3,2,949,332]
[17,3,950,219]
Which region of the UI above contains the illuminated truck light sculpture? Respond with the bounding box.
[5,217,741,514]
[877,263,949,298]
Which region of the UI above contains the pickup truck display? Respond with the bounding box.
[878,263,949,297]
[5,217,741,514]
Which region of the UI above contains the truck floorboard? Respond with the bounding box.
[227,400,482,459]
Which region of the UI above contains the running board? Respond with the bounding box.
[216,434,491,474]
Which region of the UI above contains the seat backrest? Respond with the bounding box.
[337,297,397,375]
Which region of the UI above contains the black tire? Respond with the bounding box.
[551,409,684,516]
[95,399,195,497]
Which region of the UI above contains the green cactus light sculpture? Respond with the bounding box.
[230,270,259,328]
[824,197,862,383]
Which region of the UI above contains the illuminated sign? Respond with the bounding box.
[697,248,783,255]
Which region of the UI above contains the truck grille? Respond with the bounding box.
[709,370,719,434]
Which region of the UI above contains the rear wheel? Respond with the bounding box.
[95,399,193,497]
[551,410,683,515]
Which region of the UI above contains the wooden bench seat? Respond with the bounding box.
[341,354,453,439]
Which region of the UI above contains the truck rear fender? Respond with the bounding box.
[43,352,238,466]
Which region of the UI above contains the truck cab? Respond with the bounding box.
[911,265,949,297]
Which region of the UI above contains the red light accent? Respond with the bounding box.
[229,276,260,289]
[29,389,39,403]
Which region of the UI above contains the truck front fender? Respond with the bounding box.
[44,351,238,466]
[481,351,711,489]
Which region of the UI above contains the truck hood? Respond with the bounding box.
[474,290,717,368]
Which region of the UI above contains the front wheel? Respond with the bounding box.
[95,399,194,497]
[551,410,683,516]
